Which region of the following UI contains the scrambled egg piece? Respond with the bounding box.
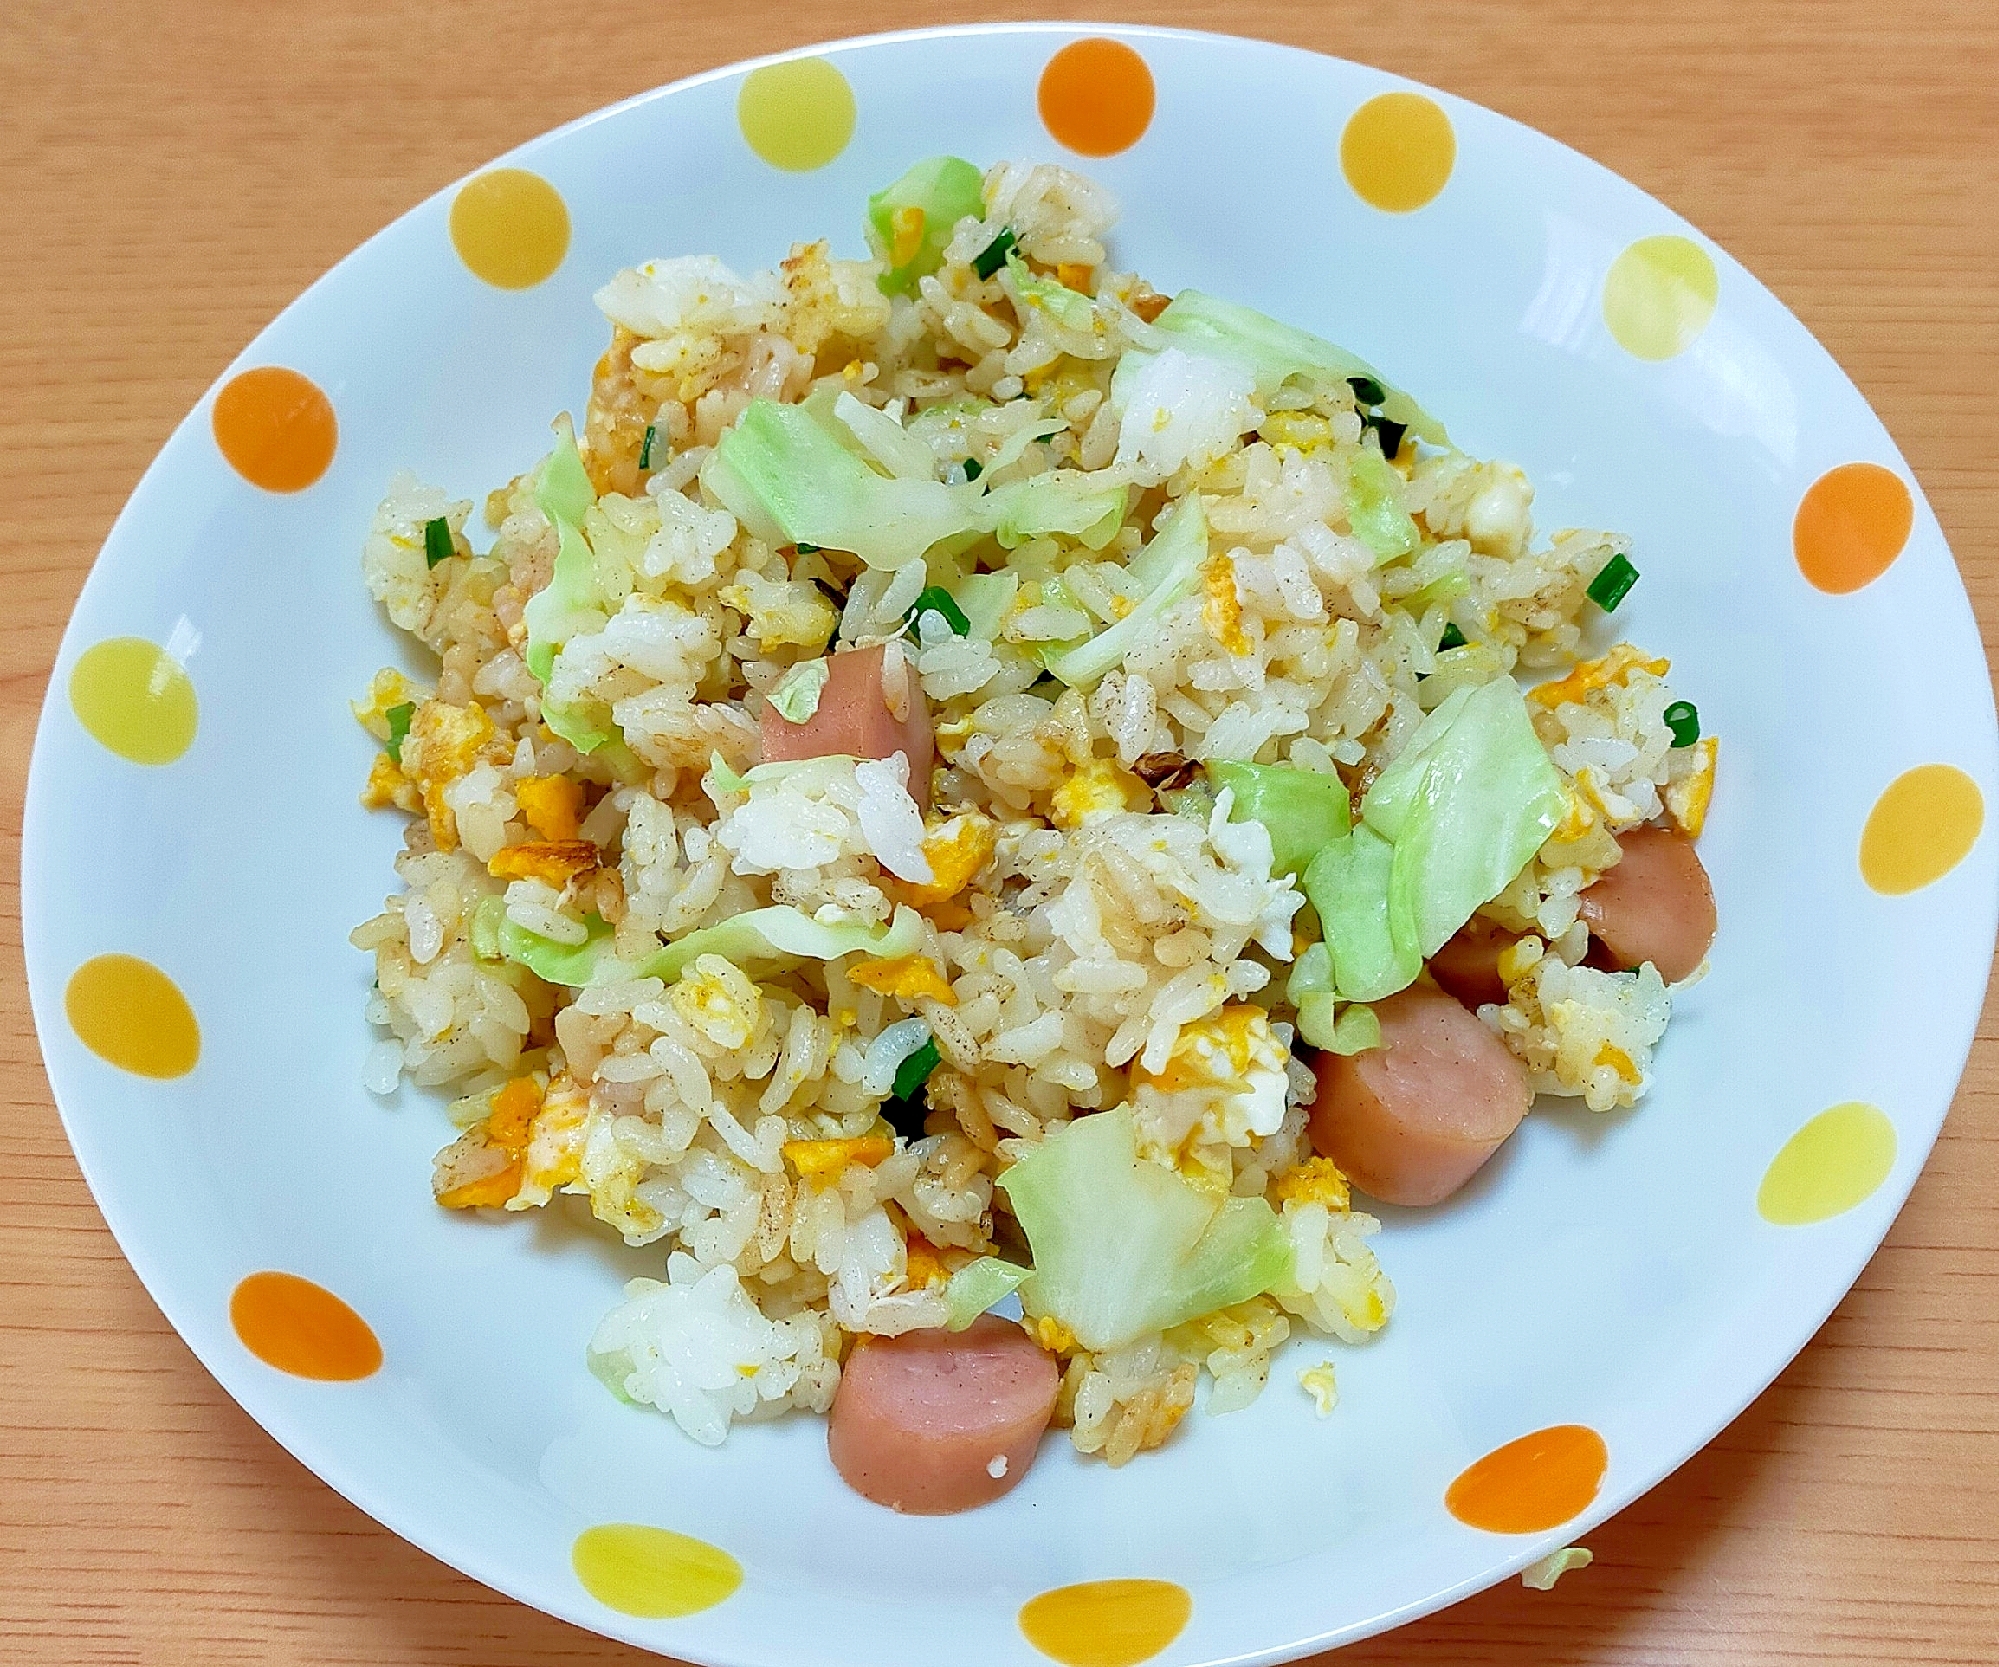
[434,1075,543,1209]
[1593,1042,1641,1084]
[1298,1361,1339,1417]
[1528,644,1671,710]
[513,1073,592,1208]
[848,953,957,1006]
[1050,759,1151,829]
[488,839,599,887]
[902,1232,947,1291]
[1134,1005,1290,1137]
[1202,552,1250,654]
[888,205,926,268]
[886,814,995,929]
[669,954,764,1051]
[719,569,838,650]
[515,773,585,841]
[1032,1314,1080,1355]
[783,1135,894,1185]
[1260,411,1334,456]
[350,667,427,740]
[1271,1156,1352,1212]
[360,751,419,813]
[401,699,500,851]
[1055,261,1093,291]
[1666,735,1718,837]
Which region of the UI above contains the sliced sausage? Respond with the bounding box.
[1577,824,1716,984]
[828,1314,1059,1514]
[1427,918,1517,1010]
[1309,981,1533,1207]
[759,642,934,808]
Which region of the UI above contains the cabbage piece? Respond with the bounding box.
[1005,251,1095,331]
[1303,823,1421,1002]
[768,659,829,723]
[1364,679,1566,958]
[985,416,1067,478]
[943,1257,1033,1331]
[997,1107,1292,1352]
[635,904,924,984]
[1146,289,1448,446]
[833,391,938,481]
[951,571,1019,640]
[1207,761,1350,876]
[979,469,1128,551]
[1521,1546,1594,1591]
[1327,1002,1381,1055]
[866,156,987,297]
[522,429,618,752]
[1044,495,1208,688]
[709,399,979,570]
[1345,445,1421,562]
[1111,346,1260,481]
[468,894,507,962]
[1293,991,1340,1049]
[497,912,620,987]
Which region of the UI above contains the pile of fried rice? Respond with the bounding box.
[351,158,1716,1461]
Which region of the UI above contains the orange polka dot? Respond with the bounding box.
[1039,39,1156,158]
[450,169,570,289]
[1860,764,1983,894]
[1794,462,1913,594]
[1019,1580,1192,1667]
[65,954,200,1078]
[1341,92,1456,213]
[230,1272,382,1381]
[212,366,337,492]
[1446,1424,1608,1534]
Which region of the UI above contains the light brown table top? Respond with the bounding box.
[4,3,1996,1662]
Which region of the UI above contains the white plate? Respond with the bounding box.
[24,23,1997,1667]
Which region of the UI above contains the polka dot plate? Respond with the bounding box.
[22,23,1998,1666]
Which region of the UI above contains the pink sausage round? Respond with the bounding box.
[1310,982,1533,1207]
[759,642,934,809]
[1427,917,1517,1010]
[827,1315,1059,1514]
[1577,824,1716,984]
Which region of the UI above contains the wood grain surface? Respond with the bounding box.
[4,3,1995,1662]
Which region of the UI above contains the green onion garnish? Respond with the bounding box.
[1347,375,1387,408]
[383,702,415,764]
[962,456,983,482]
[422,517,453,568]
[1438,623,1467,651]
[972,227,1017,281]
[1663,700,1699,747]
[639,424,659,471]
[794,542,821,554]
[892,1036,941,1101]
[905,585,971,637]
[1586,553,1639,612]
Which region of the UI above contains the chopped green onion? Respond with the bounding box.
[892,1036,941,1101]
[1586,552,1639,612]
[422,517,453,568]
[383,702,415,764]
[1347,375,1387,408]
[1663,700,1700,747]
[961,456,983,482]
[639,424,659,471]
[1438,622,1467,651]
[904,585,971,636]
[794,542,821,554]
[972,227,1017,281]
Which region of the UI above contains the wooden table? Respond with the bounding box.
[4,3,1994,1661]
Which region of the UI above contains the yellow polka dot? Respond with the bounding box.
[1340,93,1455,213]
[449,169,570,289]
[1860,765,1983,895]
[1603,235,1718,360]
[1018,1580,1192,1667]
[737,58,855,172]
[1758,1103,1897,1225]
[571,1524,742,1619]
[65,955,199,1078]
[69,637,197,765]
